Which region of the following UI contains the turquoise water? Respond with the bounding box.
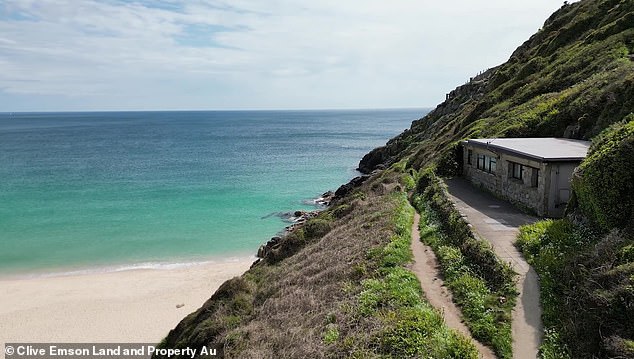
[0,109,425,275]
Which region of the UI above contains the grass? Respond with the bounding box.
[411,169,517,359]
[155,1,634,356]
[516,219,577,358]
[357,190,479,358]
[517,218,634,358]
[155,169,480,358]
[414,200,515,359]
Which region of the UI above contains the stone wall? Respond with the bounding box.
[462,145,551,216]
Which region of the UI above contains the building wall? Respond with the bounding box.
[462,144,579,217]
[545,162,578,218]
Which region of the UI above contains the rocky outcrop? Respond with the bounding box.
[256,236,282,259]
[357,68,496,174]
[333,175,370,198]
[286,210,320,232]
[315,191,334,206]
[254,205,327,265]
[357,131,411,174]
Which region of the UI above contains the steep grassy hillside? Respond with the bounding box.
[412,170,517,358]
[156,168,479,358]
[156,0,634,357]
[359,0,634,175]
[517,119,634,358]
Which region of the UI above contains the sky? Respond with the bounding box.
[0,0,570,112]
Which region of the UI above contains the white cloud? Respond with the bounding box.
[0,0,569,111]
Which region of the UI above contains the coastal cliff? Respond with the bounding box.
[156,0,634,357]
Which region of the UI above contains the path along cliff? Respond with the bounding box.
[410,211,497,359]
[445,178,542,358]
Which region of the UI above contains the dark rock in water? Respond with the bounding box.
[334,175,370,199]
[316,191,335,206]
[262,211,300,223]
[302,190,335,207]
[293,210,319,221]
[257,209,323,259]
[261,211,290,220]
[260,212,276,219]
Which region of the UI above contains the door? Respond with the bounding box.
[548,164,574,218]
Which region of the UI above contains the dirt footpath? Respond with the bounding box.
[410,211,496,359]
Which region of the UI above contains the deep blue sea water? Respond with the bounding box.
[0,109,426,276]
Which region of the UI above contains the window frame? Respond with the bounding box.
[510,162,524,180]
[477,154,485,171]
[488,157,497,173]
[531,168,539,188]
[475,153,496,174]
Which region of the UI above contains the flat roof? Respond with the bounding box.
[463,138,591,162]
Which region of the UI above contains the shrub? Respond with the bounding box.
[332,204,353,219]
[304,218,332,239]
[436,142,463,177]
[517,219,634,358]
[572,115,634,230]
[413,169,517,358]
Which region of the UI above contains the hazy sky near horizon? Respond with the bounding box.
[0,1,570,111]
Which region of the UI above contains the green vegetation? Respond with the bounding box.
[359,191,478,358]
[155,169,479,358]
[323,326,340,345]
[359,0,634,173]
[412,170,516,358]
[517,220,578,358]
[304,217,333,239]
[157,1,634,357]
[517,118,634,358]
[572,116,634,230]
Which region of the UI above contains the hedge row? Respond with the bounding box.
[415,169,517,293]
[572,115,634,231]
[413,169,517,358]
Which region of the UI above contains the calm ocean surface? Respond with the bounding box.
[0,109,426,276]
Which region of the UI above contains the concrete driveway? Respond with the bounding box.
[445,178,543,359]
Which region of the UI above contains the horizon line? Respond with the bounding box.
[1,106,434,114]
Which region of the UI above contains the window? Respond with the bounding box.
[477,154,485,170]
[467,149,473,165]
[510,162,523,180]
[531,168,539,188]
[476,153,496,174]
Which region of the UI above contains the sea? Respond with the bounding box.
[0,109,426,277]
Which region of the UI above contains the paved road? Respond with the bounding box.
[445,178,543,359]
[410,212,496,359]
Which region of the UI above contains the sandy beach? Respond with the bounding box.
[0,258,254,346]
